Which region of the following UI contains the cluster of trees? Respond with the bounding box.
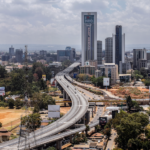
[77,74,92,82]
[133,70,143,81]
[0,62,52,95]
[77,74,106,88]
[106,111,150,149]
[7,99,23,109]
[73,133,87,144]
[21,113,42,130]
[126,95,143,112]
[91,76,106,87]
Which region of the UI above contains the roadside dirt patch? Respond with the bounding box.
[60,107,70,115]
[108,87,149,99]
[0,108,26,127]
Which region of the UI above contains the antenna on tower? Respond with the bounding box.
[18,45,36,150]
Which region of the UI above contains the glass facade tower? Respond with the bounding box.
[115,25,122,66]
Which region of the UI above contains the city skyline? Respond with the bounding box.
[0,0,150,46]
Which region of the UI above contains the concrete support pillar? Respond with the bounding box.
[91,107,94,118]
[83,115,85,124]
[94,105,96,114]
[70,135,73,143]
[56,140,62,150]
[95,126,97,133]
[66,93,69,100]
[63,90,66,99]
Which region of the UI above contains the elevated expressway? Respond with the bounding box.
[0,62,89,150]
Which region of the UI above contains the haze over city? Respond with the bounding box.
[0,0,150,51]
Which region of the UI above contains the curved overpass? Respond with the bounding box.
[0,62,89,150]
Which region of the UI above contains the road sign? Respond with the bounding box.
[103,78,110,86]
[99,117,107,126]
[0,87,5,96]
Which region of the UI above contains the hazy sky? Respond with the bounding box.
[0,0,150,46]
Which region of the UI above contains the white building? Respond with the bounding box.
[49,62,62,67]
[81,12,97,66]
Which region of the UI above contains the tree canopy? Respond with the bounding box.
[109,111,149,149]
[21,113,41,130]
[0,65,7,78]
[32,93,55,110]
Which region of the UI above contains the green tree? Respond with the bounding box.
[33,104,40,113]
[32,93,55,110]
[73,133,87,144]
[35,67,44,80]
[10,72,25,92]
[114,112,149,149]
[46,147,56,150]
[140,67,147,78]
[144,79,150,86]
[32,85,40,93]
[103,128,111,138]
[21,113,41,130]
[32,62,46,74]
[15,99,23,109]
[133,70,143,81]
[126,95,133,112]
[38,79,47,90]
[85,125,90,136]
[7,99,15,109]
[0,65,7,78]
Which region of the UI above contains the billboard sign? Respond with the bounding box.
[48,105,60,112]
[48,112,60,118]
[84,15,94,23]
[0,87,5,96]
[42,75,46,81]
[103,78,110,86]
[99,117,107,126]
[73,73,78,79]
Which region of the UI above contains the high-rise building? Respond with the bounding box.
[15,49,23,63]
[105,37,113,63]
[112,26,125,69]
[9,45,14,58]
[97,41,102,65]
[133,48,147,70]
[81,12,97,66]
[115,25,122,66]
[2,55,10,61]
[57,47,76,62]
[40,50,47,57]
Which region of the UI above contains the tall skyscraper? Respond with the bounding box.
[97,41,102,65]
[133,48,147,70]
[9,45,14,58]
[115,25,122,66]
[112,26,125,67]
[105,37,113,63]
[81,12,97,66]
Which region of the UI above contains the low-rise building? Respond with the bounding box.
[119,74,131,82]
[85,60,97,69]
[80,65,95,76]
[0,128,11,143]
[99,63,119,85]
[49,62,62,67]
